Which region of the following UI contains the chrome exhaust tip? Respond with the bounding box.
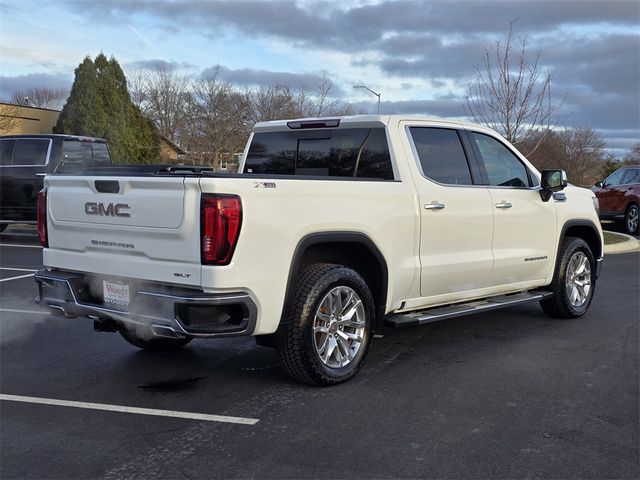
[151,325,184,339]
[47,304,76,319]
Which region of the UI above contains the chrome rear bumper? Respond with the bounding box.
[34,269,257,339]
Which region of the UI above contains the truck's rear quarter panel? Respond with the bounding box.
[199,176,418,334]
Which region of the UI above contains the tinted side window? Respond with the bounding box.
[91,143,111,164]
[604,169,625,186]
[0,139,15,166]
[471,132,530,187]
[622,168,640,185]
[244,128,394,180]
[409,127,472,185]
[12,139,49,165]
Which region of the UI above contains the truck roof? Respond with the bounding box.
[253,115,487,133]
[0,134,108,142]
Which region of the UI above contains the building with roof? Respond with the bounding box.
[0,102,61,135]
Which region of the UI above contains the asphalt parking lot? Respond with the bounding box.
[0,226,638,479]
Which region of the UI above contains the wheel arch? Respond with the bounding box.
[282,232,389,331]
[557,220,603,277]
[625,199,639,214]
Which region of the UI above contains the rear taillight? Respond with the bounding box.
[201,194,242,265]
[37,188,48,248]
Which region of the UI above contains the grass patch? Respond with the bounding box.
[604,231,628,245]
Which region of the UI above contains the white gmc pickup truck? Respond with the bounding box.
[35,115,604,385]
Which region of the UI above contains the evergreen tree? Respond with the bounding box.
[55,57,106,136]
[55,54,159,163]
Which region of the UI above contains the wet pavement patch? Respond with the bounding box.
[138,376,204,393]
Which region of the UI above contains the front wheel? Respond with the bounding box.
[540,237,596,318]
[625,203,639,235]
[120,326,192,351]
[277,264,374,386]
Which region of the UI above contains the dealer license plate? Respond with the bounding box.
[103,280,130,310]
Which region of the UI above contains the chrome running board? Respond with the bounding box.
[386,290,553,328]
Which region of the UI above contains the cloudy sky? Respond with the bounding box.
[1,0,638,155]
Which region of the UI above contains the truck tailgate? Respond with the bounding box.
[43,175,202,287]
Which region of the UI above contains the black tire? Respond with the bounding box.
[540,237,596,318]
[0,224,7,233]
[624,203,639,235]
[119,325,192,351]
[277,263,374,386]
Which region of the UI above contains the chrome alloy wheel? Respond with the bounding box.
[565,251,592,308]
[312,286,366,368]
[627,205,638,234]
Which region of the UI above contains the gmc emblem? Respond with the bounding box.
[85,202,131,217]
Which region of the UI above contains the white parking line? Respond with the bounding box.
[0,267,38,272]
[0,394,259,425]
[0,308,49,316]
[0,244,42,249]
[0,273,35,283]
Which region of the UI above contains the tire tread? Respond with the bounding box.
[540,236,595,319]
[278,263,373,386]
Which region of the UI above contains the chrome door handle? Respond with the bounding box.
[495,201,512,209]
[424,201,445,210]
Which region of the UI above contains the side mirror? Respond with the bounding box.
[540,169,568,202]
[594,181,603,188]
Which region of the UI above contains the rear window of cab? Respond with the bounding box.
[243,127,394,180]
[61,140,110,166]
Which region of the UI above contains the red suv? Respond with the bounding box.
[592,166,640,235]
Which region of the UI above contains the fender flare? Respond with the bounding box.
[281,231,389,328]
[557,219,603,278]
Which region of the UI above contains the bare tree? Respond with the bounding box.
[144,65,190,142]
[624,143,640,164]
[125,65,191,145]
[124,62,355,169]
[241,85,299,125]
[239,74,353,126]
[523,126,606,185]
[10,87,68,109]
[125,67,149,107]
[188,66,245,167]
[559,126,606,185]
[303,72,353,117]
[465,20,556,155]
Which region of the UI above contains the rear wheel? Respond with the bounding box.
[119,326,192,351]
[540,237,595,318]
[625,203,639,235]
[277,264,374,386]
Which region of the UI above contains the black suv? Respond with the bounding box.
[0,134,111,232]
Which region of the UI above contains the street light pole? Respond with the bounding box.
[353,85,381,114]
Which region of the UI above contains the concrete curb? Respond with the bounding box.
[604,230,640,254]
